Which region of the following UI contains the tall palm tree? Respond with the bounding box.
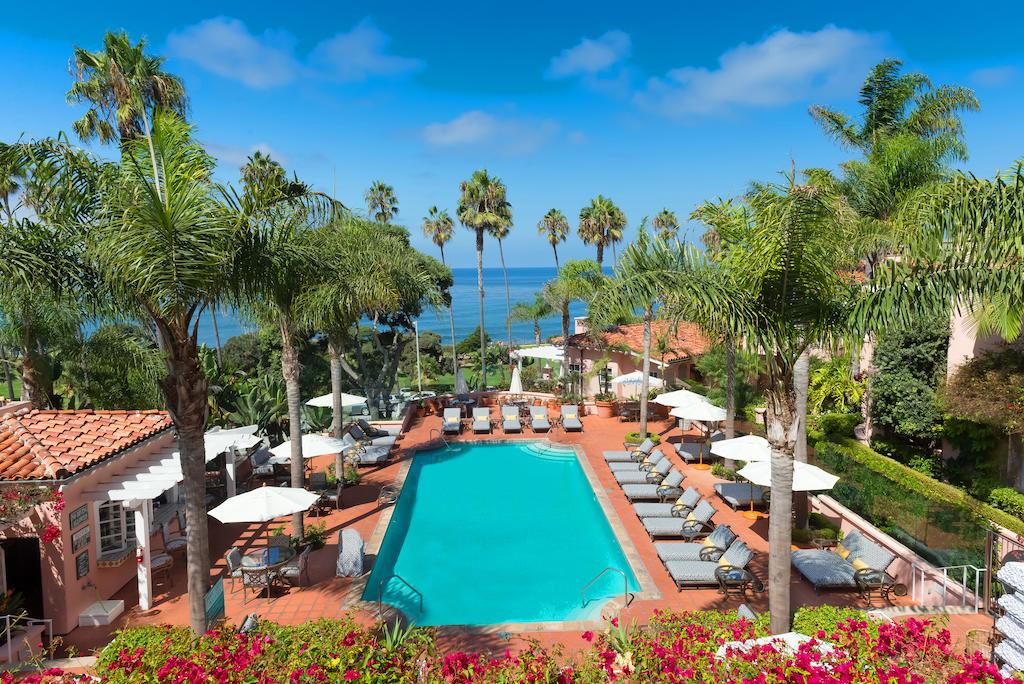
[67,31,188,203]
[365,180,398,223]
[578,195,626,269]
[651,208,680,242]
[510,293,554,345]
[489,220,515,351]
[542,260,604,383]
[537,209,569,272]
[89,110,227,634]
[457,170,511,388]
[241,151,287,189]
[422,206,459,379]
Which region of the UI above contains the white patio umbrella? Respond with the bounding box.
[611,371,664,388]
[508,365,523,393]
[454,368,469,395]
[306,392,367,409]
[711,435,770,462]
[268,434,348,464]
[669,402,727,423]
[208,486,321,524]
[204,425,262,463]
[736,460,839,492]
[654,388,711,408]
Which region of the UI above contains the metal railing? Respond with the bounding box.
[911,563,987,611]
[581,567,631,610]
[428,429,451,450]
[2,614,53,665]
[377,574,424,619]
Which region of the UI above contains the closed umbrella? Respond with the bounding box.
[455,368,469,395]
[736,460,839,492]
[268,434,348,465]
[508,365,523,394]
[710,435,771,519]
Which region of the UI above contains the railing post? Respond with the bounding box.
[984,528,994,614]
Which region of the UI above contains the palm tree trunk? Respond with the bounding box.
[210,306,223,367]
[279,316,305,538]
[725,338,736,439]
[765,382,798,635]
[533,320,541,345]
[439,246,458,381]
[611,240,617,264]
[552,244,560,273]
[560,305,570,380]
[596,243,604,270]
[476,229,486,389]
[793,350,810,529]
[327,332,346,490]
[639,306,652,437]
[497,238,512,351]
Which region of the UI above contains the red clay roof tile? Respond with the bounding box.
[0,409,173,481]
[559,320,712,361]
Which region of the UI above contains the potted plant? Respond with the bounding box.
[624,431,660,447]
[594,391,617,418]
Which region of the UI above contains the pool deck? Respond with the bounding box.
[59,407,991,658]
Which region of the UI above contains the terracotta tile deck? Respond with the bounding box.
[59,407,984,658]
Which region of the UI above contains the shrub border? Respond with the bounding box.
[810,435,1024,538]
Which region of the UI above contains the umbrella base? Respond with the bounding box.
[692,463,711,471]
[742,510,764,520]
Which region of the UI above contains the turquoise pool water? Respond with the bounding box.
[363,441,640,626]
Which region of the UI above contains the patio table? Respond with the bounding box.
[855,568,908,602]
[242,546,295,570]
[450,398,475,418]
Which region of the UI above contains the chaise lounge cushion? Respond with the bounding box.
[604,439,656,462]
[655,524,737,562]
[643,500,716,538]
[609,451,664,472]
[714,482,767,509]
[665,539,753,585]
[622,470,685,501]
[614,459,671,484]
[632,486,700,518]
[530,407,551,432]
[790,531,895,589]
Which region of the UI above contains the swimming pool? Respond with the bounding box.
[363,441,640,626]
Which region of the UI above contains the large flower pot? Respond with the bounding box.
[594,400,616,418]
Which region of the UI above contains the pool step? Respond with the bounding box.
[521,442,577,461]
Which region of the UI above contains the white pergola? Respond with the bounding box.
[511,345,564,363]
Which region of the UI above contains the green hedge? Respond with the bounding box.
[812,437,1024,537]
[989,487,1024,519]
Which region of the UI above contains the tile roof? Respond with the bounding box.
[561,320,712,361]
[0,409,173,481]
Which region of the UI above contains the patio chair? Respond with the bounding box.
[643,500,717,540]
[621,469,685,501]
[341,433,391,465]
[609,449,665,473]
[714,482,768,511]
[472,407,492,433]
[560,405,583,432]
[280,546,311,587]
[632,486,701,518]
[665,539,758,590]
[790,530,897,594]
[250,447,275,480]
[603,438,657,463]
[319,483,343,512]
[357,418,400,437]
[655,524,738,564]
[241,566,280,603]
[614,457,671,485]
[529,406,551,433]
[269,534,291,549]
[675,441,704,464]
[161,523,187,556]
[349,424,398,447]
[501,406,522,433]
[309,471,328,491]
[224,547,244,592]
[441,408,462,435]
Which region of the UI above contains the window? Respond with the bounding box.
[598,368,612,394]
[97,502,137,555]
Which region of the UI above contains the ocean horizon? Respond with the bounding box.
[193,267,590,348]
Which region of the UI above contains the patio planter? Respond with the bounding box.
[594,400,616,418]
[624,432,660,447]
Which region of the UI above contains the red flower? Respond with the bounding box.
[343,669,359,681]
[582,631,594,642]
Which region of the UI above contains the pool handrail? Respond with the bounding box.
[378,573,424,618]
[581,566,632,609]
[428,428,452,450]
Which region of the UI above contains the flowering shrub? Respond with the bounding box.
[0,485,62,545]
[8,609,1020,683]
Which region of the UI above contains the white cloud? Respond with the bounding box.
[546,30,631,79]
[205,141,285,169]
[971,65,1017,87]
[421,111,559,155]
[634,26,887,117]
[166,17,298,88]
[166,16,421,88]
[311,18,423,82]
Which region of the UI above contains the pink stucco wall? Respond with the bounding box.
[0,425,177,634]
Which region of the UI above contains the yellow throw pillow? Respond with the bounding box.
[850,557,870,571]
[702,537,716,548]
[835,543,851,560]
[686,512,696,522]
[718,556,732,567]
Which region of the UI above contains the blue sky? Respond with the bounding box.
[3,1,1023,267]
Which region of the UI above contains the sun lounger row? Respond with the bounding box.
[441,405,582,435]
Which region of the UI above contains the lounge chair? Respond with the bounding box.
[714,482,768,511]
[614,458,671,485]
[441,408,462,435]
[341,433,391,464]
[632,486,700,518]
[349,424,398,447]
[501,406,522,433]
[608,449,664,473]
[675,442,703,464]
[529,406,551,432]
[664,539,757,590]
[560,405,583,432]
[655,524,738,563]
[471,407,492,433]
[603,438,657,463]
[622,469,685,501]
[790,530,896,593]
[357,418,400,437]
[643,500,717,540]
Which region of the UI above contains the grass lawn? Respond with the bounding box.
[1,376,20,402]
[398,365,514,391]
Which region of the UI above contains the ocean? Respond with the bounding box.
[193,267,588,348]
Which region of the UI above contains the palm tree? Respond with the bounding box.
[67,31,188,203]
[490,220,515,351]
[651,208,680,242]
[510,293,554,345]
[457,170,511,388]
[578,195,626,269]
[422,206,459,379]
[537,209,569,272]
[542,261,604,383]
[88,110,228,634]
[241,151,287,189]
[365,180,398,223]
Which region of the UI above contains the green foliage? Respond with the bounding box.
[808,355,865,414]
[942,348,1024,434]
[302,522,327,550]
[342,464,361,486]
[456,326,491,357]
[62,323,163,409]
[694,343,762,416]
[815,412,861,440]
[989,487,1024,519]
[793,605,878,639]
[624,432,660,445]
[711,462,737,481]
